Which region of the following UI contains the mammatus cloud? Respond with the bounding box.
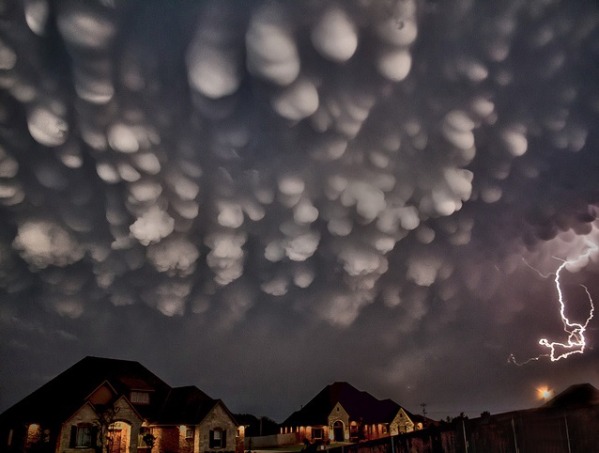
[0,0,598,395]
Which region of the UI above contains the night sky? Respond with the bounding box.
[1,0,599,423]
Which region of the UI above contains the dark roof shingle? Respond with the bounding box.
[0,356,235,428]
[282,382,402,427]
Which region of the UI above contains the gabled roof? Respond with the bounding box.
[158,386,218,425]
[0,356,170,426]
[281,382,403,427]
[0,356,242,430]
[543,383,599,409]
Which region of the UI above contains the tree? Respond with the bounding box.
[94,405,120,453]
[142,432,156,451]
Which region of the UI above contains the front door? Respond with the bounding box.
[333,421,344,442]
[108,429,123,453]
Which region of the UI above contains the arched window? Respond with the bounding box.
[26,424,41,448]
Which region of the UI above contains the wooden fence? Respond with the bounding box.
[327,404,599,453]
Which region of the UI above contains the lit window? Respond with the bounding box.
[26,424,41,447]
[130,391,150,405]
[7,429,13,447]
[209,428,226,448]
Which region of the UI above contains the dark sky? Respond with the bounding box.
[1,0,599,423]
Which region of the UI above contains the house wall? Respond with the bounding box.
[153,426,195,453]
[284,425,329,444]
[327,403,350,441]
[58,398,142,453]
[112,396,143,452]
[58,404,98,453]
[389,409,415,435]
[88,384,115,406]
[198,403,238,453]
[363,423,390,441]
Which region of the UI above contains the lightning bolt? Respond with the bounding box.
[509,241,596,366]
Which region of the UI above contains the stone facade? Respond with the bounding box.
[198,403,238,453]
[327,402,350,441]
[57,397,143,453]
[150,403,240,453]
[389,408,415,435]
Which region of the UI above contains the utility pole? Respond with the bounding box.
[420,403,427,417]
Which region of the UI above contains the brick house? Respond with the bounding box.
[279,382,426,444]
[0,357,243,453]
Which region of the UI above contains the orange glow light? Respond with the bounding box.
[536,386,554,401]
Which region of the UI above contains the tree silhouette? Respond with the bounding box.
[94,405,120,453]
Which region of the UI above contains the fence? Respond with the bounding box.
[244,433,298,449]
[327,404,599,453]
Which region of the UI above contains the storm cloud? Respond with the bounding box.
[1,0,599,421]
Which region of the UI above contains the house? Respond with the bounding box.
[279,382,426,444]
[542,382,599,409]
[0,356,243,453]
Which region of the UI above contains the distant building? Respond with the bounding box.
[542,382,599,409]
[279,382,428,444]
[0,356,243,453]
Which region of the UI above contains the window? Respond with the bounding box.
[26,424,41,447]
[7,429,13,447]
[209,428,226,449]
[130,391,150,405]
[77,426,91,447]
[69,424,95,448]
[185,426,194,439]
[312,428,323,439]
